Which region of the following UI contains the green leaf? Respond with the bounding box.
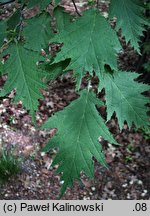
[99,69,150,129]
[7,10,21,30]
[54,6,73,33]
[27,0,51,10]
[109,0,149,53]
[0,21,7,48]
[54,0,61,6]
[44,59,70,81]
[0,61,4,75]
[23,13,53,51]
[0,0,10,4]
[0,43,46,118]
[144,62,150,73]
[42,89,117,196]
[50,9,121,89]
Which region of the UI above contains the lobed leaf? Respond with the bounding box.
[23,12,53,51]
[0,43,46,119]
[26,0,51,10]
[50,9,121,89]
[54,6,73,33]
[0,61,3,75]
[7,10,21,31]
[99,69,150,129]
[109,0,149,53]
[42,89,117,196]
[44,59,70,82]
[0,21,7,48]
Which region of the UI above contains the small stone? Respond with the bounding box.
[83,191,87,195]
[41,152,46,157]
[23,145,34,155]
[127,193,131,199]
[53,165,59,169]
[106,181,113,189]
[122,183,128,188]
[83,196,90,200]
[91,186,96,191]
[46,102,54,108]
[141,190,147,197]
[129,180,134,185]
[137,180,143,185]
[102,12,108,18]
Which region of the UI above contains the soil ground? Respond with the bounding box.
[0,74,150,200]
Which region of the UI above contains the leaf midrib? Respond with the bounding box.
[64,91,92,185]
[16,45,34,111]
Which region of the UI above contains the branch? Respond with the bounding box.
[17,4,25,40]
[71,0,81,16]
[96,0,99,8]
